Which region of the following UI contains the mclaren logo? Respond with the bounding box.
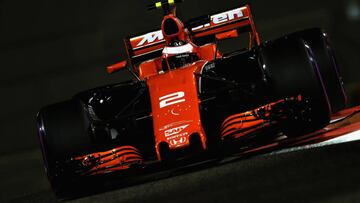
[212,8,244,24]
[192,8,244,31]
[136,30,164,47]
[164,124,189,137]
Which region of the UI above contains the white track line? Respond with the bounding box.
[269,129,360,155]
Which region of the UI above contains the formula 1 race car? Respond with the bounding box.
[37,0,347,198]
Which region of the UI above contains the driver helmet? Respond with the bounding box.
[162,40,198,70]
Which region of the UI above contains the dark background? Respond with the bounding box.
[0,0,359,201]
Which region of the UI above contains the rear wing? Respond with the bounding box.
[188,5,260,45]
[124,4,259,68]
[125,30,166,64]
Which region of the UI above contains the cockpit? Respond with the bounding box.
[162,41,199,70]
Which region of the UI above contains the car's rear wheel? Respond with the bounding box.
[37,100,92,198]
[260,37,331,134]
[288,28,347,113]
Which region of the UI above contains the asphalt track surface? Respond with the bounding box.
[2,107,360,202]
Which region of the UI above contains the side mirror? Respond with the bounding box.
[106,60,128,74]
[215,29,239,40]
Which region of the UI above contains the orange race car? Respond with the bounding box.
[37,0,347,198]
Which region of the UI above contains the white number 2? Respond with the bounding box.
[159,91,185,108]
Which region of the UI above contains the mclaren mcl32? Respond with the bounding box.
[37,1,347,198]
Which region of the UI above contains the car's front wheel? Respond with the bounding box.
[260,37,331,134]
[288,28,347,113]
[37,100,92,198]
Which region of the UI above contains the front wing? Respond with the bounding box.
[55,105,360,199]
